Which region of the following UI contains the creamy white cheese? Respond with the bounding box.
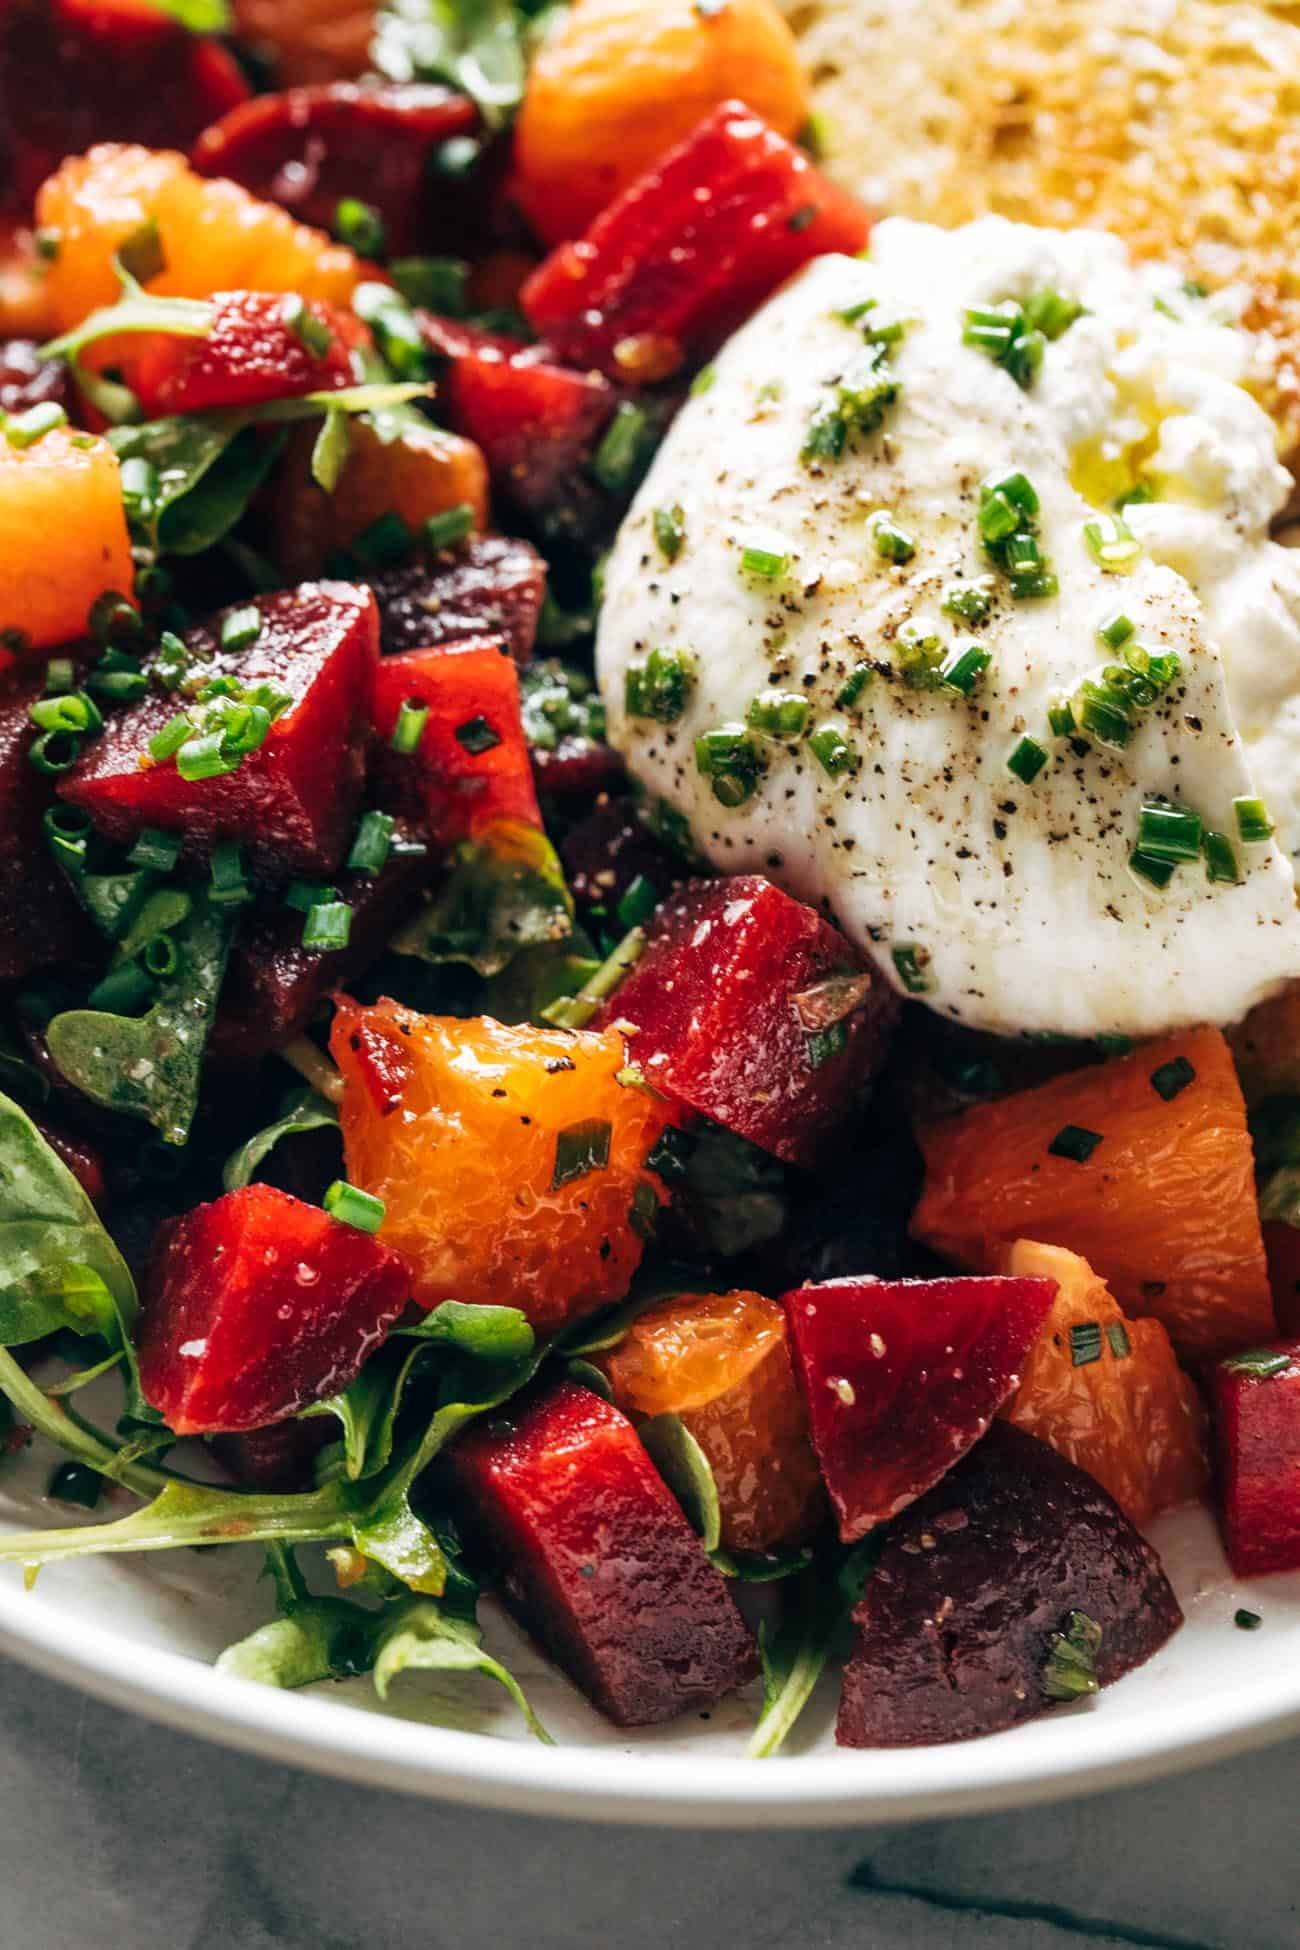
[596,216,1300,1038]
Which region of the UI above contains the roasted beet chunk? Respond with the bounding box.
[0,340,68,417]
[208,1417,335,1492]
[61,583,377,877]
[367,533,547,664]
[191,83,479,257]
[450,1381,758,1725]
[837,1423,1183,1748]
[560,796,686,930]
[785,1274,1058,1539]
[210,815,434,1064]
[138,1183,409,1434]
[0,670,95,981]
[521,101,871,381]
[129,292,363,418]
[592,875,898,1166]
[1212,1340,1300,1576]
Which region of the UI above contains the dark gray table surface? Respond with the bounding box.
[2,1653,1296,1949]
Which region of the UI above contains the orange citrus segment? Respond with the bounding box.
[0,427,133,652]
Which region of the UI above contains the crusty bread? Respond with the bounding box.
[781,0,1300,448]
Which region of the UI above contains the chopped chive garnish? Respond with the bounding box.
[1105,1322,1131,1359]
[140,932,179,980]
[978,487,1020,546]
[806,1022,849,1067]
[324,1179,385,1233]
[209,841,252,905]
[390,698,429,754]
[892,943,931,994]
[27,729,82,775]
[86,960,154,1014]
[334,196,387,258]
[346,810,395,874]
[1233,795,1273,844]
[1007,736,1048,783]
[870,512,915,563]
[1023,289,1085,339]
[175,729,235,781]
[896,623,945,690]
[424,502,474,551]
[690,364,716,397]
[1222,1348,1291,1378]
[1202,829,1241,884]
[740,540,790,580]
[147,714,192,762]
[1130,849,1175,890]
[616,874,658,931]
[5,401,67,448]
[1048,1124,1103,1162]
[353,511,414,567]
[1083,513,1141,573]
[302,900,352,951]
[280,293,334,358]
[941,583,993,626]
[836,662,873,708]
[1097,609,1135,651]
[1069,1321,1102,1366]
[592,401,652,496]
[625,645,696,724]
[747,689,810,737]
[1234,1609,1263,1630]
[964,301,1043,388]
[1151,1056,1196,1101]
[88,665,146,702]
[455,714,501,755]
[1047,697,1076,737]
[44,658,76,695]
[285,881,340,913]
[1137,801,1203,862]
[1042,1611,1102,1702]
[219,605,262,654]
[127,827,182,873]
[552,1118,612,1190]
[808,720,859,778]
[942,645,991,696]
[801,407,847,464]
[653,504,686,562]
[1078,681,1132,749]
[29,691,101,735]
[694,723,766,806]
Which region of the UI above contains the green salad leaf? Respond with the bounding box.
[372,0,555,129]
[222,1087,341,1193]
[746,1538,879,1759]
[392,823,573,976]
[639,1412,722,1554]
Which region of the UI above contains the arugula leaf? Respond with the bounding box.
[397,1300,534,1363]
[674,1124,788,1260]
[746,1538,879,1759]
[0,1028,50,1110]
[41,293,214,369]
[371,0,541,129]
[148,0,233,30]
[311,407,352,492]
[45,893,237,1145]
[564,1355,613,1399]
[392,820,573,976]
[222,1087,340,1192]
[371,1597,552,1739]
[638,1413,721,1553]
[159,426,287,557]
[301,1346,408,1482]
[0,1092,137,1349]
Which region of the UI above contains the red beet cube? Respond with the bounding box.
[450,1380,757,1725]
[1212,1340,1300,1576]
[191,83,479,257]
[520,101,872,381]
[128,292,363,419]
[784,1273,1058,1540]
[419,314,619,544]
[0,670,96,981]
[210,815,434,1064]
[1,0,248,213]
[208,1418,335,1491]
[591,875,898,1166]
[1262,1224,1300,1339]
[366,533,547,664]
[837,1423,1183,1747]
[61,582,377,877]
[369,635,542,845]
[138,1183,409,1435]
[559,795,685,928]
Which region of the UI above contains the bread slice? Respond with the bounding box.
[780,0,1300,448]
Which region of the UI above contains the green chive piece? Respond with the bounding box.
[592,401,652,496]
[424,503,474,551]
[390,256,468,313]
[47,1460,102,1510]
[747,689,810,737]
[800,406,847,464]
[1151,1056,1196,1101]
[140,932,179,980]
[836,662,873,709]
[740,540,790,580]
[285,881,340,914]
[1234,795,1274,844]
[1097,609,1135,651]
[323,1179,386,1233]
[455,715,501,755]
[808,719,859,778]
[1078,681,1132,749]
[44,658,76,695]
[552,1118,612,1190]
[147,714,192,763]
[352,282,429,379]
[941,583,993,626]
[892,943,931,994]
[1105,1322,1131,1359]
[354,511,414,568]
[1235,1609,1263,1630]
[985,469,1039,520]
[896,623,946,690]
[1048,1124,1103,1162]
[1069,1321,1103,1366]
[1130,849,1175,890]
[1047,697,1076,737]
[1023,288,1085,340]
[615,874,658,931]
[1203,829,1241,884]
[806,1022,848,1068]
[1008,736,1048,783]
[1137,801,1202,862]
[978,488,1021,546]
[209,841,252,906]
[690,364,716,397]
[219,605,262,654]
[1083,513,1141,573]
[5,401,67,449]
[694,723,767,806]
[333,197,387,258]
[127,827,182,874]
[653,504,686,562]
[346,810,395,875]
[941,645,992,696]
[29,691,101,735]
[625,646,696,725]
[86,960,154,1014]
[175,730,236,782]
[870,512,916,563]
[280,293,334,358]
[1222,1348,1291,1379]
[301,901,353,951]
[27,729,82,776]
[390,698,429,754]
[1042,1611,1102,1702]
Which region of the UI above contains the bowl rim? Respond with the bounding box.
[1,1577,1298,1825]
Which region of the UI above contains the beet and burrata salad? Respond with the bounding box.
[0,0,1298,1758]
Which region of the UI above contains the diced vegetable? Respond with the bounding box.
[520,101,871,380]
[138,1183,410,1434]
[230,0,376,87]
[560,796,684,931]
[60,582,378,877]
[1263,1221,1300,1337]
[369,635,541,846]
[1212,1339,1300,1576]
[593,1289,824,1553]
[365,532,546,663]
[449,1379,758,1724]
[591,875,898,1166]
[1000,1241,1208,1528]
[512,0,809,246]
[836,1423,1183,1747]
[127,291,364,417]
[1227,980,1300,1103]
[209,1418,335,1492]
[0,424,133,653]
[192,82,480,257]
[0,232,54,341]
[36,144,366,335]
[330,1000,676,1334]
[0,338,68,417]
[912,1027,1274,1361]
[784,1273,1057,1540]
[0,670,96,979]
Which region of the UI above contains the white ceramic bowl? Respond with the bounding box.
[1,1425,1298,1827]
